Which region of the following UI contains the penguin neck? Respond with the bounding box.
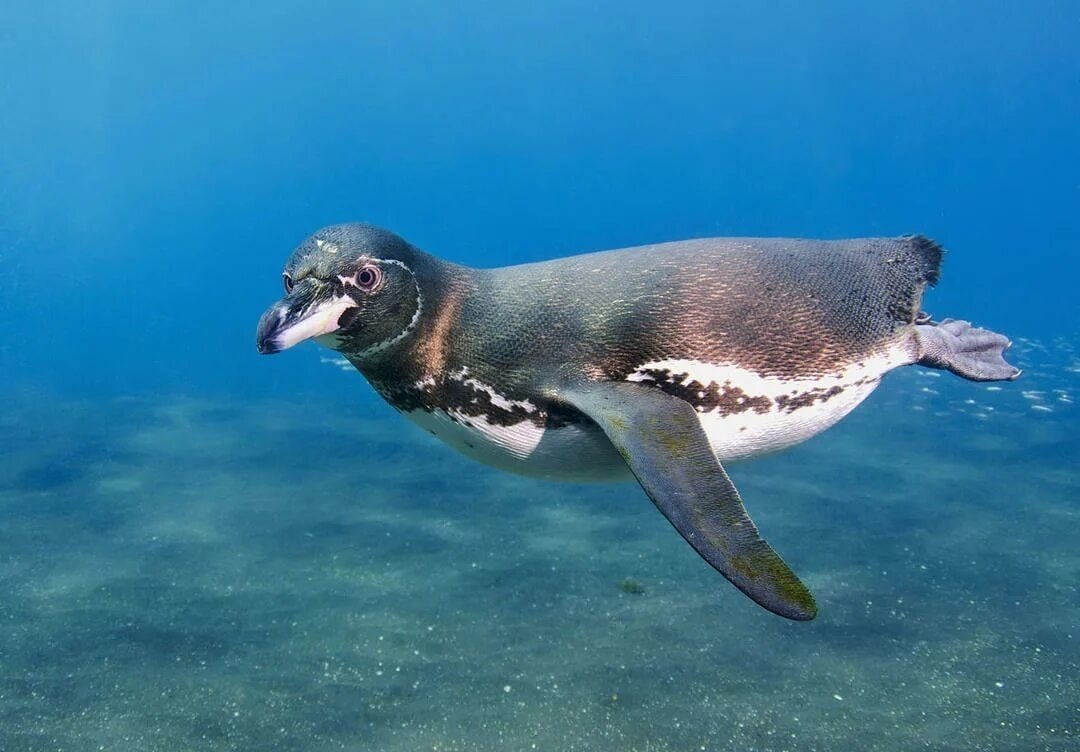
[344,256,478,390]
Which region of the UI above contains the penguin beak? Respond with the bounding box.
[256,285,356,354]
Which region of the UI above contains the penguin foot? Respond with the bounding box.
[915,318,1021,382]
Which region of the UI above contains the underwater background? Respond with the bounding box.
[1,2,1077,750]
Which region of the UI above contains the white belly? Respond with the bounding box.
[626,348,913,461]
[402,407,630,481]
[398,345,912,478]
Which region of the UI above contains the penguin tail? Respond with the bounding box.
[904,234,943,287]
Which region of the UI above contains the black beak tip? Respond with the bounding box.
[256,308,283,355]
[256,338,280,355]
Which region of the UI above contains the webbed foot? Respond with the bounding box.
[916,318,1021,382]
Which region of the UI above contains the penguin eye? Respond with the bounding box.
[356,265,381,291]
[282,273,294,294]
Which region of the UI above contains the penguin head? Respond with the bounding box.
[256,223,424,358]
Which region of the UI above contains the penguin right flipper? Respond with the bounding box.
[557,380,817,621]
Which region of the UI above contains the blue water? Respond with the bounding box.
[1,3,1077,750]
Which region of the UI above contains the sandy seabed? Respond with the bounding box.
[0,338,1076,751]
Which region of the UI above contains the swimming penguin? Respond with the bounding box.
[256,224,1020,620]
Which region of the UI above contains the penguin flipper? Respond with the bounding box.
[558,380,817,621]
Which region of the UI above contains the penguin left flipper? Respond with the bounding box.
[557,380,818,621]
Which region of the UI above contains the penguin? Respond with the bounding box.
[256,223,1020,621]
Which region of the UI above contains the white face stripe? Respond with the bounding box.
[272,293,357,351]
[351,258,424,360]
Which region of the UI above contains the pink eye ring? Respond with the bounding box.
[356,264,381,291]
